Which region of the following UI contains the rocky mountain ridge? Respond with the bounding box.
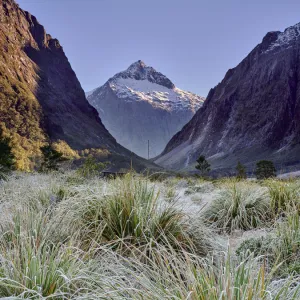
[156,22,300,172]
[87,61,205,158]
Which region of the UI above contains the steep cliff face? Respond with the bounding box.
[156,23,300,172]
[87,61,205,158]
[0,0,154,171]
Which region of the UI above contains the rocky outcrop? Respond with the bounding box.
[156,23,300,172]
[0,0,156,171]
[87,61,205,158]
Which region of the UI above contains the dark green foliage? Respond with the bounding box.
[0,137,15,179]
[255,160,276,179]
[0,137,14,170]
[236,161,247,180]
[40,145,64,172]
[195,155,210,176]
[77,156,108,178]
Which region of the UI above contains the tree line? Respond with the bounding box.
[195,155,277,179]
[0,136,108,179]
[0,135,280,180]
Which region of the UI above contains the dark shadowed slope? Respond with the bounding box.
[156,23,300,173]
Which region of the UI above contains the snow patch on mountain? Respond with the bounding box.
[266,23,300,52]
[108,77,204,112]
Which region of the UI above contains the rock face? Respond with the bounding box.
[87,61,205,158]
[0,0,155,171]
[156,23,300,172]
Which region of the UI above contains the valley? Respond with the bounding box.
[1,0,300,299]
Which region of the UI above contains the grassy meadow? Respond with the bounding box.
[0,170,300,299]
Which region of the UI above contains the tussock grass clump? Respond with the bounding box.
[272,206,300,276]
[73,175,200,254]
[104,246,299,299]
[203,182,270,233]
[237,205,300,277]
[265,179,300,215]
[165,186,177,201]
[0,210,88,298]
[3,172,300,299]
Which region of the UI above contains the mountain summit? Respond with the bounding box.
[114,60,175,89]
[155,22,300,172]
[87,61,205,158]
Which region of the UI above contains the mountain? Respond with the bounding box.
[156,23,300,173]
[0,0,156,171]
[87,60,205,158]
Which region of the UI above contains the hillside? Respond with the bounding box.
[0,0,156,171]
[156,23,300,173]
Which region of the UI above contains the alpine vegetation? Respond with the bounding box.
[202,182,271,233]
[0,172,300,299]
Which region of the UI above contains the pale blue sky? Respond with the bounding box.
[17,0,300,97]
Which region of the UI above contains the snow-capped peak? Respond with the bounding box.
[102,60,205,112]
[266,22,300,52]
[112,60,175,89]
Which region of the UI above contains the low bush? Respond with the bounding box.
[255,160,276,179]
[76,155,108,178]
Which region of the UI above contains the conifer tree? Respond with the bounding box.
[236,161,247,179]
[40,145,64,172]
[195,155,211,176]
[255,160,276,179]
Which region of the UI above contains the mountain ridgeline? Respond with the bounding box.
[87,61,204,158]
[156,23,300,172]
[0,0,156,171]
[1,0,300,174]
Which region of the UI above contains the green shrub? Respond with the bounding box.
[203,183,270,233]
[40,145,65,172]
[255,160,276,179]
[0,137,14,169]
[236,161,247,180]
[0,137,15,179]
[195,155,211,176]
[0,64,46,171]
[76,155,108,178]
